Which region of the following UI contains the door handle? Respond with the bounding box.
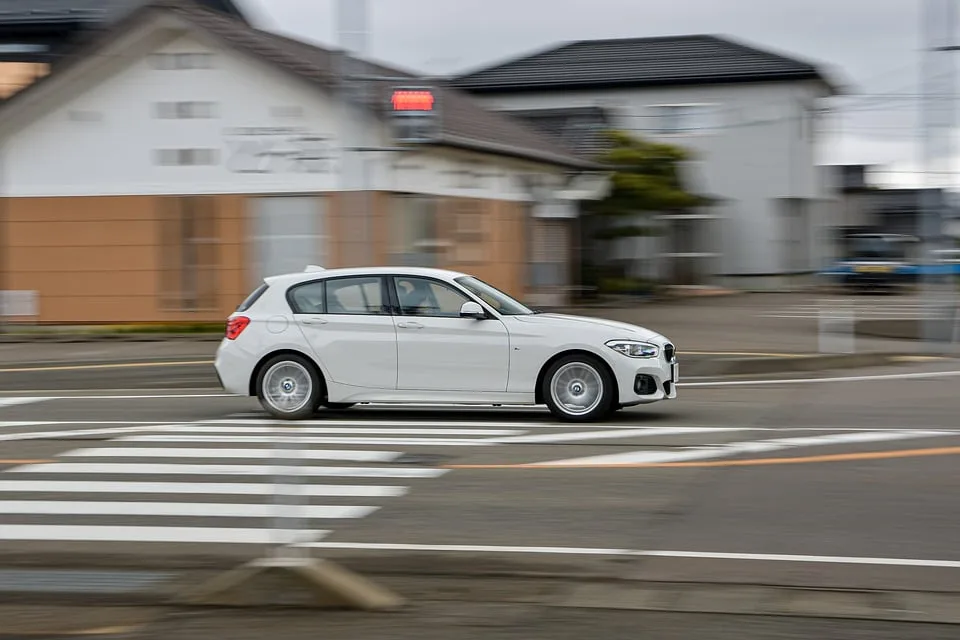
[301,317,328,325]
[397,321,424,329]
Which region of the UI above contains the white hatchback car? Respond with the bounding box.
[214,266,678,422]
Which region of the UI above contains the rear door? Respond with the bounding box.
[289,276,397,390]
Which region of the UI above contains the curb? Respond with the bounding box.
[686,353,910,377]
[0,333,222,343]
[1,565,958,625]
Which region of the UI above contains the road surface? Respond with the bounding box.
[0,348,958,637]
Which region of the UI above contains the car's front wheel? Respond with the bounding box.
[256,354,321,420]
[542,354,614,422]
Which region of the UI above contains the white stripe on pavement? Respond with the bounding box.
[11,462,448,478]
[114,435,497,446]
[63,448,403,463]
[151,425,526,436]
[203,419,540,428]
[483,427,746,445]
[0,398,51,408]
[532,430,953,466]
[0,501,378,519]
[0,524,325,544]
[296,542,960,568]
[681,369,960,387]
[0,480,408,497]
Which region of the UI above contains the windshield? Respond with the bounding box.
[849,236,905,261]
[455,276,535,316]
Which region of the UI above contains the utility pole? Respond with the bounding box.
[920,0,957,350]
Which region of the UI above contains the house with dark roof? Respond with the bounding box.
[452,35,843,289]
[0,0,605,324]
[0,0,247,96]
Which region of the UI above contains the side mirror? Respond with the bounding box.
[459,301,486,320]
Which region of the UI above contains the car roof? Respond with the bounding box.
[263,266,471,287]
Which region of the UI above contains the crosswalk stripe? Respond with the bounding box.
[10,462,449,478]
[532,430,952,467]
[0,480,408,497]
[150,425,526,436]
[0,524,327,544]
[114,435,497,446]
[0,501,378,519]
[484,426,745,445]
[0,398,51,408]
[62,448,403,462]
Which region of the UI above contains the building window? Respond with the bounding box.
[154,101,219,119]
[157,197,219,311]
[449,199,487,265]
[154,148,220,166]
[150,52,215,70]
[389,194,443,267]
[647,104,718,135]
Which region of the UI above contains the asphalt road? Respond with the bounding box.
[0,347,959,636]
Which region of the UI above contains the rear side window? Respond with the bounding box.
[236,282,269,312]
[288,280,326,314]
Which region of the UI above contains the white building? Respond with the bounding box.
[0,0,605,323]
[452,35,843,290]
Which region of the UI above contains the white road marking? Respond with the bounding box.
[532,430,952,466]
[63,448,403,462]
[0,425,185,442]
[114,435,499,446]
[0,398,51,408]
[10,462,449,478]
[681,369,960,387]
[483,427,746,445]
[0,480,408,497]
[0,524,326,544]
[0,501,378,519]
[152,425,526,436]
[297,542,960,567]
[636,550,960,568]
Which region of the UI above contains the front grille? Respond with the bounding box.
[664,343,675,362]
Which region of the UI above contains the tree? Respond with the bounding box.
[581,130,708,293]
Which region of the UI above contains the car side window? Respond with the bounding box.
[287,281,326,314]
[394,277,471,318]
[325,277,387,315]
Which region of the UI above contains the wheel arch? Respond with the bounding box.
[534,348,617,405]
[248,348,326,398]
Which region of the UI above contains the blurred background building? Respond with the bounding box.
[0,0,605,324]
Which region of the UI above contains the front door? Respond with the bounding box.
[290,276,397,390]
[391,276,510,392]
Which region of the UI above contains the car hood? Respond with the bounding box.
[513,313,668,344]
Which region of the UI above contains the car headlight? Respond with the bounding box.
[605,339,659,359]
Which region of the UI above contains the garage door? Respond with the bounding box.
[251,196,327,285]
[529,219,571,287]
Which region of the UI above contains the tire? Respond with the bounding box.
[255,353,322,420]
[323,402,356,411]
[542,354,615,422]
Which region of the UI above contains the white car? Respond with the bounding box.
[214,266,678,422]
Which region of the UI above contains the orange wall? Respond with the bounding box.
[4,195,247,323]
[2,192,529,324]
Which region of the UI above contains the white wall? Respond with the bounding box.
[475,80,833,276]
[3,33,562,202]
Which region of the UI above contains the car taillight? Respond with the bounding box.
[226,316,250,340]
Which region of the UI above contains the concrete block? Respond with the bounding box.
[173,556,406,610]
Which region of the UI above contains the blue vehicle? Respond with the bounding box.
[825,233,917,292]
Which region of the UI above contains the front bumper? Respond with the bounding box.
[608,344,678,406]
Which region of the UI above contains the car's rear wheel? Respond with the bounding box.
[542,354,614,422]
[256,354,321,420]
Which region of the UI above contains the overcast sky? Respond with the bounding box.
[241,0,953,188]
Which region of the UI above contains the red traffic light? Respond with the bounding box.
[391,89,435,112]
